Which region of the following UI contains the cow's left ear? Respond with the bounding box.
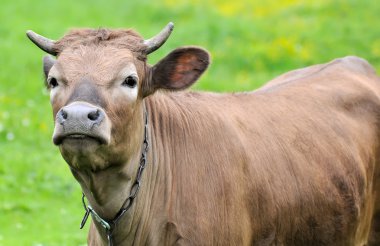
[43,55,56,79]
[144,47,210,96]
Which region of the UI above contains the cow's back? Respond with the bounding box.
[144,56,380,245]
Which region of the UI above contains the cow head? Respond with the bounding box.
[27,23,210,171]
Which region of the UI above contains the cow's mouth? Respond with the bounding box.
[53,133,108,145]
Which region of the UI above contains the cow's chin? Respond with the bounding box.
[58,137,109,170]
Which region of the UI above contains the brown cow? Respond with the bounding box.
[27,23,380,245]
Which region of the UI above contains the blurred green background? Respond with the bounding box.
[1,0,380,245]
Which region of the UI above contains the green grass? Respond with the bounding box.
[1,0,380,244]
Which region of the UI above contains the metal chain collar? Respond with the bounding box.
[80,110,149,246]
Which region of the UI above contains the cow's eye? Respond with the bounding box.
[122,76,137,88]
[48,77,59,88]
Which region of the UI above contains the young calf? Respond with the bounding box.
[27,23,380,245]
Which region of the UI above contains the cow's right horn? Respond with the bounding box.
[26,30,57,56]
[144,22,174,55]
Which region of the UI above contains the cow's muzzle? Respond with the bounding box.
[53,102,111,145]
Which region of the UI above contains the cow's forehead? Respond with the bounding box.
[54,45,137,84]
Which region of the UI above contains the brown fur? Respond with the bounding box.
[141,60,380,244]
[139,58,380,245]
[54,28,147,59]
[35,28,380,245]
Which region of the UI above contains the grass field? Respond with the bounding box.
[1,0,380,245]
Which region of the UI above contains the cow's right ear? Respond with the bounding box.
[143,47,210,97]
[43,55,55,80]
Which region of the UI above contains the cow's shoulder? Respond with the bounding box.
[260,56,377,91]
[329,56,377,75]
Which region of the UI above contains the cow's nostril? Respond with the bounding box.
[61,109,68,120]
[88,110,100,121]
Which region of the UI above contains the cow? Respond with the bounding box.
[27,22,380,245]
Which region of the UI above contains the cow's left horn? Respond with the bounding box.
[144,22,174,54]
[26,30,57,56]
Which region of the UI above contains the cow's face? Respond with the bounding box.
[27,24,210,171]
[44,46,146,170]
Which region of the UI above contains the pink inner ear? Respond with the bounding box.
[170,53,200,86]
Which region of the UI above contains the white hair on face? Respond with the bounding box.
[47,66,61,103]
[115,63,139,102]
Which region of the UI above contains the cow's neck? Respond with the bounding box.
[69,105,154,244]
[70,94,191,244]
